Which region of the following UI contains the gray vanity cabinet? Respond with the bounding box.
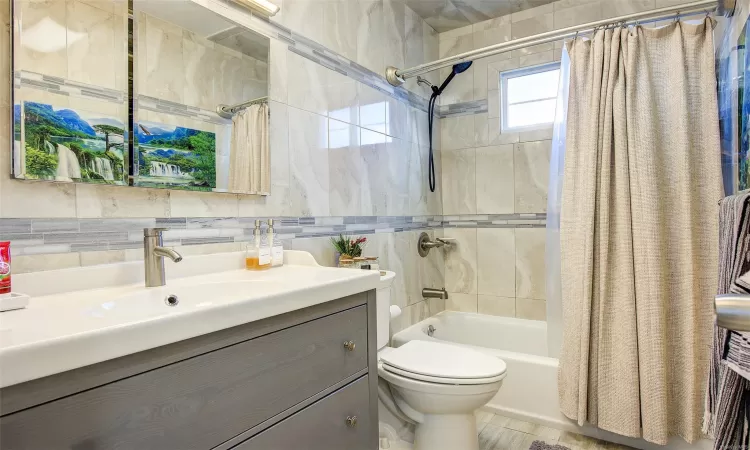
[0,292,379,450]
[232,376,372,450]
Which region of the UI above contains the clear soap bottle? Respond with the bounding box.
[267,219,284,267]
[246,220,271,271]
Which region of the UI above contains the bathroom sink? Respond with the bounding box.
[0,263,380,388]
[83,280,284,321]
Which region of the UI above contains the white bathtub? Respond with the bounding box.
[392,311,560,423]
[392,311,712,450]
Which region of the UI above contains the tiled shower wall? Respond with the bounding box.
[0,0,447,333]
[437,0,689,321]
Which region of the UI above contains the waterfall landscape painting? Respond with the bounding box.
[17,102,126,184]
[135,121,216,191]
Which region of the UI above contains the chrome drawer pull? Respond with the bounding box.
[343,340,356,351]
[346,416,358,428]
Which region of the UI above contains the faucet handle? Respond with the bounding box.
[436,237,456,246]
[144,227,169,237]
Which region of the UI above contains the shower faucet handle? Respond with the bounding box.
[417,232,456,257]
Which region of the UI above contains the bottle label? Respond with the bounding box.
[272,246,284,265]
[0,241,10,294]
[259,247,271,265]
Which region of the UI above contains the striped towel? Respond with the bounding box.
[705,191,750,450]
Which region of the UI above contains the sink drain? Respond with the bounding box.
[165,294,179,306]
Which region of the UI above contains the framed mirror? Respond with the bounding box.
[10,0,272,196]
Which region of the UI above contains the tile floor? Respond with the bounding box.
[476,411,638,450]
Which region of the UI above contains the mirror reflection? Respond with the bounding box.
[12,0,130,185]
[12,0,272,196]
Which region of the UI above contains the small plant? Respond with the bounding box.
[331,234,367,258]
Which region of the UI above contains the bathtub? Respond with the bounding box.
[392,311,712,450]
[392,311,560,424]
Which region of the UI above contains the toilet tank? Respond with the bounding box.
[377,271,396,350]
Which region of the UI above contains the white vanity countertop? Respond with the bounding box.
[0,255,379,388]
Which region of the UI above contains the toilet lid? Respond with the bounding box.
[380,340,506,381]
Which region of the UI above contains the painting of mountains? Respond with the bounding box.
[135,121,216,191]
[18,102,126,184]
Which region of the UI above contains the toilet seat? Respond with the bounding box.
[380,340,507,386]
[381,363,506,385]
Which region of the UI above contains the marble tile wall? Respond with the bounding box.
[1,0,447,331]
[436,0,682,321]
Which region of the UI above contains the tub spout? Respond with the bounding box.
[423,288,449,300]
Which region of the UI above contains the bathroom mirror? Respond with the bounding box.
[10,0,272,196]
[11,0,130,185]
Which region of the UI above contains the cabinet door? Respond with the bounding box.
[0,306,367,450]
[233,376,372,450]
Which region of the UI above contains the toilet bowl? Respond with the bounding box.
[376,272,506,450]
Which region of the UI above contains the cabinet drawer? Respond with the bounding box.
[232,376,372,450]
[0,306,367,450]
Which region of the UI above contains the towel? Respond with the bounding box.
[705,191,750,450]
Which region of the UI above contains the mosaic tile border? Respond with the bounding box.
[137,95,231,125]
[276,25,432,113]
[15,71,126,104]
[0,214,546,256]
[442,213,546,228]
[438,99,489,118]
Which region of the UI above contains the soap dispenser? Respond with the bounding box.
[267,219,284,267]
[246,220,271,270]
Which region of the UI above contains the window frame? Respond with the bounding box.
[500,62,561,134]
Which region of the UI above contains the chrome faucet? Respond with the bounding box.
[417,232,456,257]
[422,288,449,300]
[144,228,183,288]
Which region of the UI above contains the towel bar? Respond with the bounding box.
[716,294,750,331]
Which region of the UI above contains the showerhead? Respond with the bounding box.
[452,61,473,74]
[435,61,474,95]
[424,60,474,194]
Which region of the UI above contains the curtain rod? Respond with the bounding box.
[385,0,718,86]
[216,96,268,119]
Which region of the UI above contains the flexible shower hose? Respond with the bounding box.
[428,92,438,193]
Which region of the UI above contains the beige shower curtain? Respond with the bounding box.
[228,102,270,195]
[558,19,722,445]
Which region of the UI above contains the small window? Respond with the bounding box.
[500,63,560,133]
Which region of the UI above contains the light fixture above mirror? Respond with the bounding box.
[230,0,280,17]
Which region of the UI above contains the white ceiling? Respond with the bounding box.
[404,0,557,32]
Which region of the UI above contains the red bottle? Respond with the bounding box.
[0,242,11,294]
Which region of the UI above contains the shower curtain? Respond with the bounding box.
[546,46,570,360]
[555,19,723,445]
[228,102,270,195]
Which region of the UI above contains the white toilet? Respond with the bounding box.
[376,271,507,450]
